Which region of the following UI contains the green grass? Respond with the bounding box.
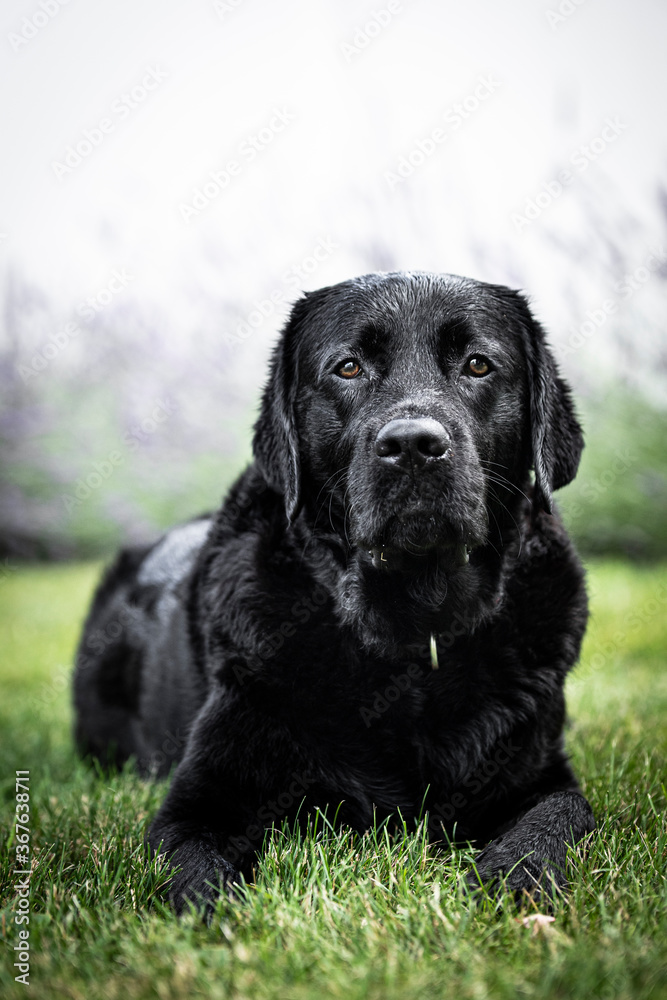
[1,560,666,999]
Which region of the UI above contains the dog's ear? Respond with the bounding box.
[511,292,584,513]
[252,294,313,523]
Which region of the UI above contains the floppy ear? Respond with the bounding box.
[252,295,312,524]
[512,293,584,514]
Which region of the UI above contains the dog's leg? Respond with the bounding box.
[148,770,251,915]
[146,690,315,916]
[147,818,243,916]
[466,788,595,899]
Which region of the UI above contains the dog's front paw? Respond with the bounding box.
[465,791,595,900]
[466,834,565,899]
[168,853,243,918]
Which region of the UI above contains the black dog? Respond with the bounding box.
[74,271,595,912]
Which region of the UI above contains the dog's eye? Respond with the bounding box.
[337,360,362,379]
[466,356,492,377]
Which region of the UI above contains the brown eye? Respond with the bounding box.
[467,356,491,377]
[338,360,362,379]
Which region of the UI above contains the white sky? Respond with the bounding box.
[1,0,666,395]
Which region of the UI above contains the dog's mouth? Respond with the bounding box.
[355,508,482,574]
[366,542,471,573]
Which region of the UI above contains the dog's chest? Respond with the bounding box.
[290,642,512,782]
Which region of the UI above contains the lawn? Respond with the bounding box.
[0,559,666,1000]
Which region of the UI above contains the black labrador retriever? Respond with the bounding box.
[73,270,595,912]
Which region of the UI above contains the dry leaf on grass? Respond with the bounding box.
[517,914,556,935]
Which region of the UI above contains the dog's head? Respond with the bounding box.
[253,271,583,651]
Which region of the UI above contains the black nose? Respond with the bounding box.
[375,418,451,469]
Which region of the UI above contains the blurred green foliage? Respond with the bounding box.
[559,387,667,560]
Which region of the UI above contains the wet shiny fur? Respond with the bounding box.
[74,271,595,912]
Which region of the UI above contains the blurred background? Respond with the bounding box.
[1,0,665,563]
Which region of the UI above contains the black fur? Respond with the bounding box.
[73,271,594,913]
